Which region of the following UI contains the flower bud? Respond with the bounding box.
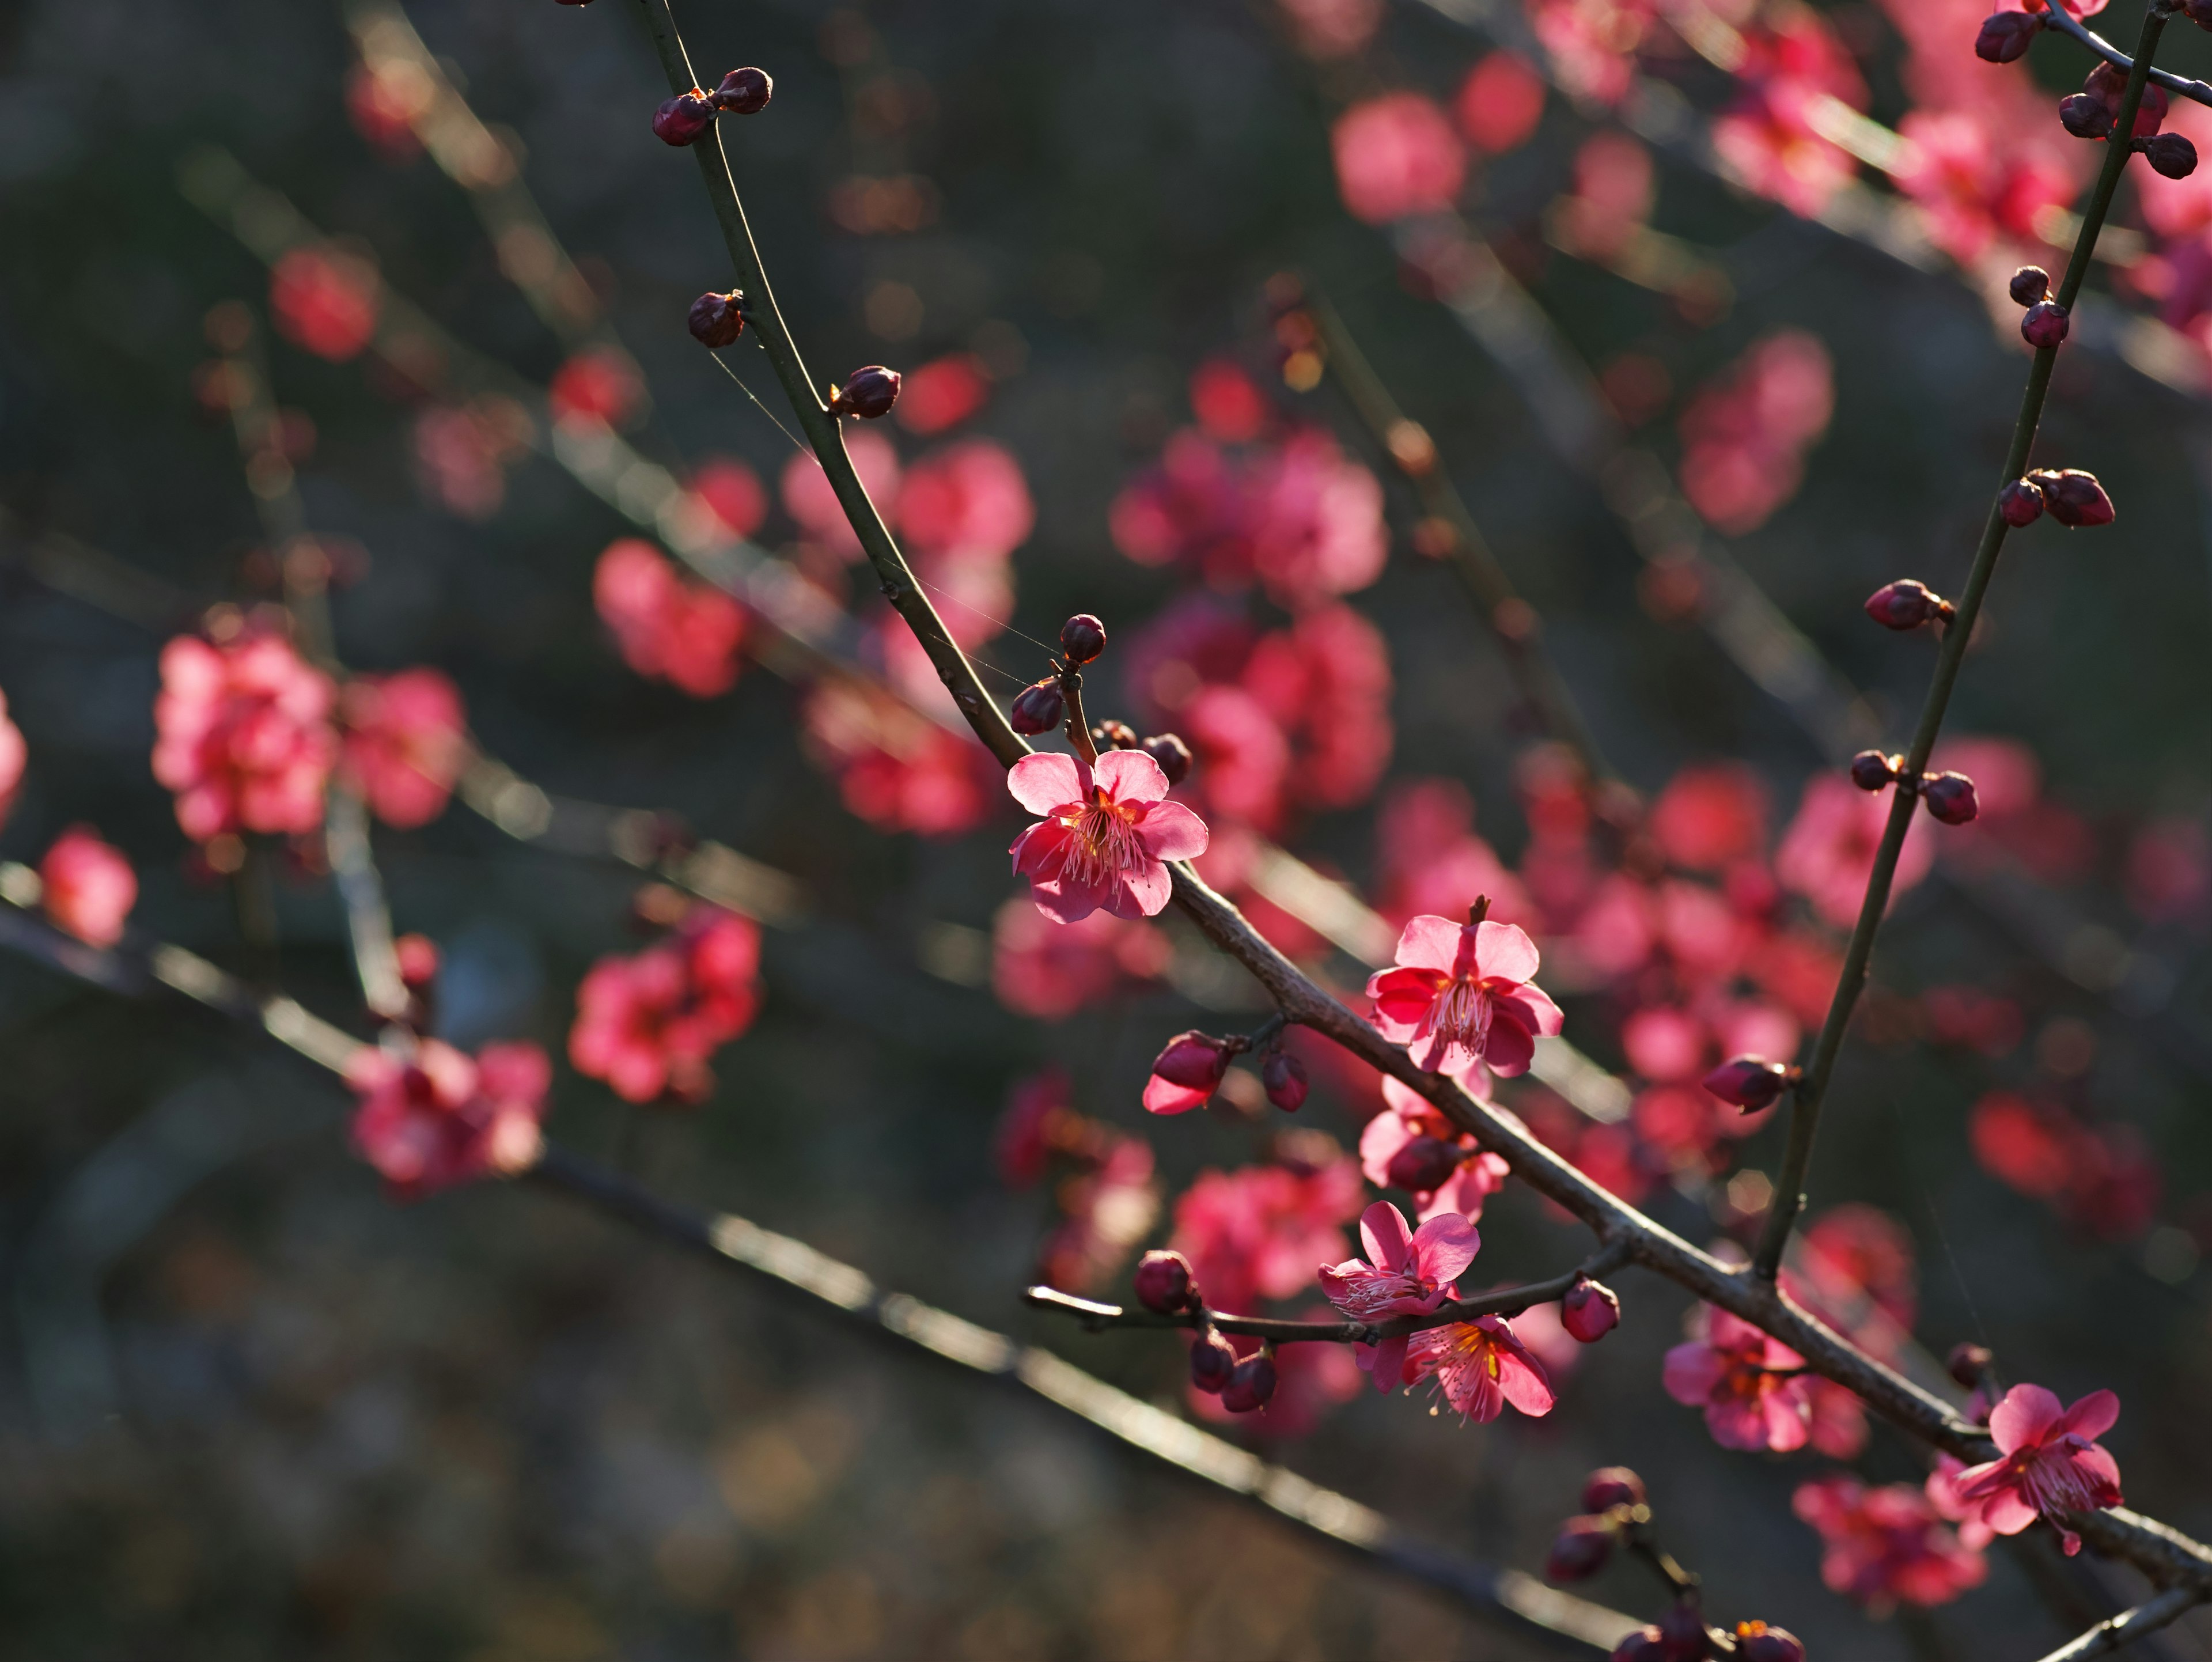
[1921,771,1980,826]
[2190,0,2212,29]
[1562,1277,1622,1343]
[1220,1350,1279,1412]
[1092,720,1139,751]
[1545,1515,1616,1581]
[1849,751,1896,793]
[710,67,773,115]
[1190,1327,1237,1394]
[1134,1249,1196,1313]
[2059,93,2113,139]
[1611,1629,1669,1662]
[1261,1050,1308,1113]
[687,290,745,349]
[1151,1031,1232,1091]
[652,91,717,146]
[1734,1623,1805,1662]
[1009,679,1066,736]
[394,933,440,988]
[2020,300,2070,349]
[2009,266,2050,307]
[1142,732,1193,786]
[1059,613,1107,664]
[1703,1055,1791,1112]
[1582,1467,1646,1512]
[1975,11,2040,62]
[1947,1341,1993,1388]
[1657,1604,1711,1662]
[1863,578,1945,630]
[832,365,902,420]
[1385,1134,1463,1195]
[2149,132,2199,179]
[2028,467,2115,527]
[2081,63,2165,133]
[1999,477,2046,527]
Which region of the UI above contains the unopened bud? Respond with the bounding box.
[1999,477,2046,527]
[1009,679,1066,736]
[2020,300,2070,349]
[1975,11,2040,62]
[1921,771,1980,826]
[1734,1623,1805,1662]
[1703,1055,1793,1112]
[1849,751,1896,792]
[652,90,717,146]
[2059,93,2113,139]
[2148,132,2199,179]
[710,67,772,115]
[1059,613,1107,664]
[1190,1327,1237,1394]
[1134,1249,1196,1313]
[1864,578,1946,630]
[1221,1351,1279,1412]
[2008,266,2050,308]
[833,365,902,420]
[1092,720,1138,751]
[687,290,745,348]
[1562,1277,1622,1343]
[1261,1050,1308,1113]
[1545,1515,1616,1581]
[1657,1604,1711,1662]
[1583,1467,1646,1512]
[2082,62,2165,134]
[2188,0,2212,31]
[1141,732,1192,786]
[2028,467,2114,527]
[1151,1031,1231,1091]
[1947,1342,1994,1388]
[1385,1134,1462,1195]
[1611,1629,1669,1662]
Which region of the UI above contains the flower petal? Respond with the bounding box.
[1031,873,1107,924]
[1978,1488,2039,1537]
[1492,983,1565,1038]
[1358,1201,1415,1273]
[1010,820,1070,878]
[1108,858,1173,919]
[1134,798,1210,862]
[1989,1384,2066,1455]
[1142,1073,1212,1114]
[2053,1388,2120,1444]
[1410,1212,1480,1283]
[1008,751,1088,816]
[1483,1016,1535,1078]
[1495,1344,1556,1417]
[1365,1334,1408,1391]
[1392,914,1467,973]
[1471,919,1541,983]
[1662,1341,1726,1406]
[1093,746,1169,805]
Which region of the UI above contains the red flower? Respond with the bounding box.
[1649,763,1768,873]
[988,898,1170,1020]
[893,353,993,436]
[1952,1385,2123,1555]
[340,668,468,829]
[1405,1315,1555,1422]
[1358,1073,1512,1222]
[348,1040,551,1198]
[568,909,762,1104]
[1320,1199,1482,1388]
[1368,915,1563,1077]
[1331,93,1466,225]
[896,438,1034,563]
[1037,1137,1160,1295]
[1008,749,1210,923]
[1455,52,1547,154]
[40,827,136,949]
[270,246,381,362]
[781,427,902,559]
[1527,0,1656,105]
[1677,331,1834,536]
[1663,1306,1811,1452]
[1792,1475,1987,1611]
[412,399,531,520]
[1775,774,1934,929]
[801,681,999,838]
[685,456,768,540]
[152,633,339,841]
[1169,1154,1363,1315]
[548,348,644,428]
[593,539,747,699]
[1710,7,1867,218]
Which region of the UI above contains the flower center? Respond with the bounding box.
[2018,1445,2103,1518]
[1430,977,1496,1055]
[1056,791,1147,888]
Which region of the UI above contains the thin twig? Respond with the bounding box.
[2039,6,2212,112]
[2030,1587,2212,1662]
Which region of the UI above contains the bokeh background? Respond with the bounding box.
[2,0,2210,1656]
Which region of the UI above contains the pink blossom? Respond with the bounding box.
[1008,749,1210,923]
[270,247,381,362]
[1455,52,1547,154]
[897,438,1034,563]
[1190,359,1272,442]
[151,632,339,841]
[1180,686,1292,832]
[1321,1200,1480,1387]
[1373,779,1533,930]
[988,897,1171,1020]
[800,681,999,838]
[1952,1385,2123,1555]
[1559,131,1653,260]
[1968,1092,2161,1241]
[894,353,993,436]
[412,399,531,520]
[1792,1475,1987,1610]
[0,688,25,831]
[1649,763,1768,872]
[1331,93,1466,225]
[1801,1203,1917,1335]
[1277,0,1384,59]
[1710,7,1867,218]
[781,427,902,559]
[40,827,136,949]
[340,668,468,829]
[1528,0,1655,105]
[593,539,748,699]
[1663,1306,1812,1452]
[569,908,762,1104]
[994,1066,1077,1188]
[1405,1314,1556,1422]
[348,1039,551,1198]
[1368,915,1563,1077]
[1241,603,1392,806]
[1358,1074,1511,1222]
[687,456,768,540]
[1678,331,1834,535]
[548,349,644,429]
[1037,1136,1160,1294]
[1169,1153,1364,1315]
[1895,107,2080,267]
[1775,774,1934,929]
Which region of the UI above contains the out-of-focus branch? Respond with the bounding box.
[2030,1588,2212,1662]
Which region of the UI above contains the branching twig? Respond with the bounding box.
[2031,1587,2212,1662]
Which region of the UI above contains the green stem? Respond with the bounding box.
[1752,2,2171,1280]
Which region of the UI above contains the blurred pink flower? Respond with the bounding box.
[349,1039,551,1198]
[548,349,644,429]
[1170,1153,1363,1314]
[1277,0,1384,59]
[801,680,999,838]
[782,427,902,558]
[1455,51,1547,154]
[989,898,1171,1020]
[340,668,468,829]
[1711,6,1866,218]
[152,632,339,841]
[1037,1136,1160,1294]
[270,246,381,362]
[1792,1475,1988,1610]
[569,908,762,1104]
[1775,774,1933,929]
[1677,331,1833,535]
[40,826,136,949]
[593,539,748,698]
[687,456,768,540]
[0,688,24,831]
[1332,93,1466,225]
[1649,763,1768,873]
[1664,1305,1812,1451]
[1528,0,1656,106]
[897,438,1034,562]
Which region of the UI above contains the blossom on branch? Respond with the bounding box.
[1320,1200,1480,1387]
[152,631,339,841]
[1663,1305,1812,1452]
[1791,1474,1988,1610]
[1007,749,1210,923]
[1367,914,1563,1077]
[1358,1074,1512,1221]
[593,539,748,698]
[1950,1384,2123,1555]
[340,668,468,828]
[1406,1314,1555,1422]
[40,827,136,949]
[569,907,763,1104]
[348,1039,551,1198]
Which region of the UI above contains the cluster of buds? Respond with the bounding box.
[1846,753,1981,824]
[1862,578,1954,631]
[2008,264,2070,350]
[2008,467,2115,528]
[1143,1027,1306,1114]
[651,67,774,145]
[1702,1054,1800,1114]
[2058,60,2169,145]
[1187,1322,1278,1411]
[1009,614,1109,736]
[1546,1467,1648,1581]
[686,289,746,349]
[827,365,902,420]
[1092,720,1194,786]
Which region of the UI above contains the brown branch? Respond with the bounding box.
[2030,1588,2212,1662]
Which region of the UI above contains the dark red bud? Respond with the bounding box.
[1141,732,1192,786]
[835,365,902,419]
[1921,771,1980,826]
[1611,1629,1669,1662]
[1134,1249,1195,1313]
[1657,1603,1711,1662]
[710,67,772,115]
[1734,1623,1806,1662]
[1947,1341,1994,1388]
[1220,1351,1279,1412]
[1998,477,2046,527]
[2189,0,2212,32]
[393,933,440,989]
[1189,1327,1237,1394]
[1544,1515,1616,1581]
[1582,1466,1646,1512]
[1261,1050,1308,1113]
[2028,467,2114,527]
[2135,82,2172,138]
[2059,93,2113,139]
[1092,720,1139,751]
[1561,1277,1622,1343]
[1009,679,1066,736]
[1703,1055,1791,1112]
[2020,300,2070,349]
[1975,11,2040,62]
[1385,1134,1463,1195]
[652,91,717,146]
[2149,132,2199,179]
[1849,750,1896,793]
[1059,613,1107,664]
[1864,578,1944,630]
[2008,265,2050,307]
[1151,1031,1231,1091]
[687,290,745,348]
